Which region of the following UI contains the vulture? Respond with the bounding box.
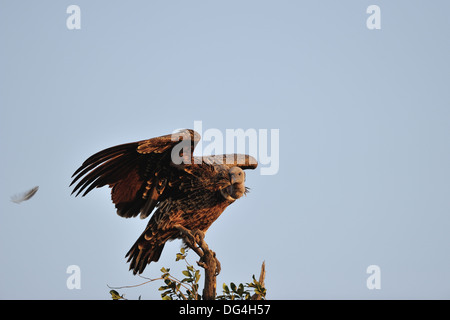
[70,129,257,274]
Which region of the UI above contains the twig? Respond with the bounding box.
[107,277,162,290]
[251,261,266,300]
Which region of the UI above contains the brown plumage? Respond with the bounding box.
[70,129,257,274]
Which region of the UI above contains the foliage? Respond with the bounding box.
[159,247,201,300]
[217,274,266,300]
[108,248,266,300]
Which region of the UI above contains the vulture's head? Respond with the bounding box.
[220,167,247,201]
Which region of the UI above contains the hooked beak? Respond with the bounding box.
[220,186,235,201]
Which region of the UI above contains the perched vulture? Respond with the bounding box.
[70,129,257,274]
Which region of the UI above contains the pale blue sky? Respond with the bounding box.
[1,1,449,299]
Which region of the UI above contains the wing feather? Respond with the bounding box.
[70,129,199,219]
[11,186,39,204]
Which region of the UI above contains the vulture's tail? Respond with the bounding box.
[125,226,175,275]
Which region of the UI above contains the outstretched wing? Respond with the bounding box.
[70,129,200,219]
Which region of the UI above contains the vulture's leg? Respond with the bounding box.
[192,229,205,243]
[174,225,204,258]
[174,225,221,275]
[193,230,221,276]
[174,225,221,276]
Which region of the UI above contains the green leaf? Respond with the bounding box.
[194,270,201,283]
[109,290,123,300]
[182,270,191,277]
[180,247,185,254]
[238,283,244,296]
[230,282,237,292]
